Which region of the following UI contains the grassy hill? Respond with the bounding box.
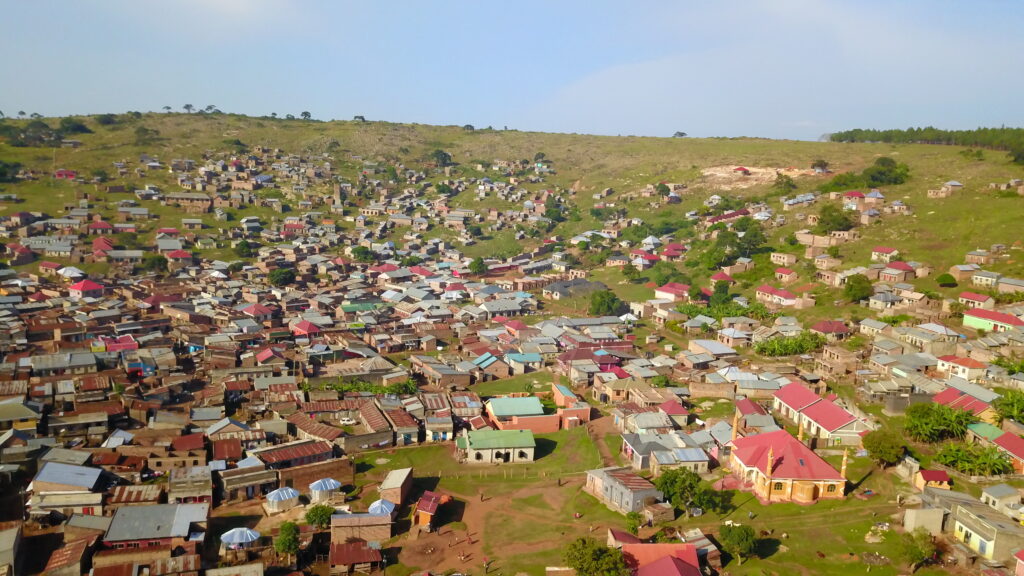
[1,113,1023,299]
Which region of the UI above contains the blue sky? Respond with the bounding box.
[2,0,1023,140]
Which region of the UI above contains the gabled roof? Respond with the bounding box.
[730,429,843,481]
[965,308,1024,327]
[773,382,821,412]
[68,279,103,292]
[800,399,856,432]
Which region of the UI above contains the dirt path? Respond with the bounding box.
[587,413,618,467]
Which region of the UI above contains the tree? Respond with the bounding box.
[139,254,168,273]
[905,403,978,443]
[673,131,687,138]
[898,527,936,573]
[431,149,452,167]
[305,504,334,530]
[16,111,25,118]
[435,183,453,196]
[351,246,375,263]
[468,257,487,276]
[183,104,194,114]
[227,261,244,274]
[59,117,92,134]
[753,331,826,357]
[814,203,855,234]
[688,284,705,302]
[95,113,117,126]
[274,521,300,561]
[994,389,1024,424]
[134,125,160,145]
[563,538,629,576]
[720,524,757,565]
[862,430,906,467]
[353,115,366,122]
[625,511,642,536]
[301,111,311,120]
[162,106,171,113]
[654,468,718,514]
[773,173,797,193]
[935,273,957,287]
[655,182,671,195]
[462,124,475,131]
[534,152,546,162]
[268,268,296,286]
[90,168,109,182]
[843,274,873,302]
[622,265,641,283]
[589,291,624,316]
[234,240,253,258]
[709,281,731,307]
[811,158,830,171]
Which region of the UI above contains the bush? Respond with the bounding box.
[935,273,957,287]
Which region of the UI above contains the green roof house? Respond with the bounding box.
[456,429,535,464]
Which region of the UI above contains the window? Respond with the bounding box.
[827,485,837,493]
[773,482,784,491]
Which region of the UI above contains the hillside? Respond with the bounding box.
[1,112,1023,308]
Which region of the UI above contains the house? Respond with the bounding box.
[103,503,209,549]
[871,247,900,263]
[584,466,663,514]
[456,429,536,464]
[913,469,951,492]
[727,429,846,504]
[330,540,382,575]
[963,308,1024,333]
[809,320,850,341]
[936,355,988,381]
[378,467,413,506]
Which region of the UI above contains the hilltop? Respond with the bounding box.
[1,112,1023,310]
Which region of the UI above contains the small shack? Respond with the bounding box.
[330,540,382,575]
[412,491,451,532]
[310,477,343,504]
[265,486,300,514]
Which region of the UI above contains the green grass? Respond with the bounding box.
[472,372,555,397]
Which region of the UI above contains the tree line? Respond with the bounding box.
[830,126,1024,164]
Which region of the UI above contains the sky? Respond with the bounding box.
[2,0,1023,140]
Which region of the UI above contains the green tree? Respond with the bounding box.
[655,182,670,195]
[234,240,253,258]
[435,183,453,196]
[431,149,452,167]
[720,524,758,565]
[589,291,624,316]
[654,468,719,514]
[622,265,642,283]
[90,168,109,182]
[59,117,92,134]
[905,403,977,443]
[625,511,642,536]
[753,331,826,357]
[227,262,244,274]
[350,246,375,263]
[994,389,1024,424]
[563,538,629,576]
[140,254,168,273]
[274,521,300,561]
[183,104,194,114]
[898,527,936,573]
[301,111,311,120]
[268,268,296,286]
[861,430,906,467]
[305,504,335,530]
[814,203,856,234]
[843,274,874,302]
[709,281,731,307]
[773,173,797,193]
[468,257,487,275]
[935,273,957,287]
